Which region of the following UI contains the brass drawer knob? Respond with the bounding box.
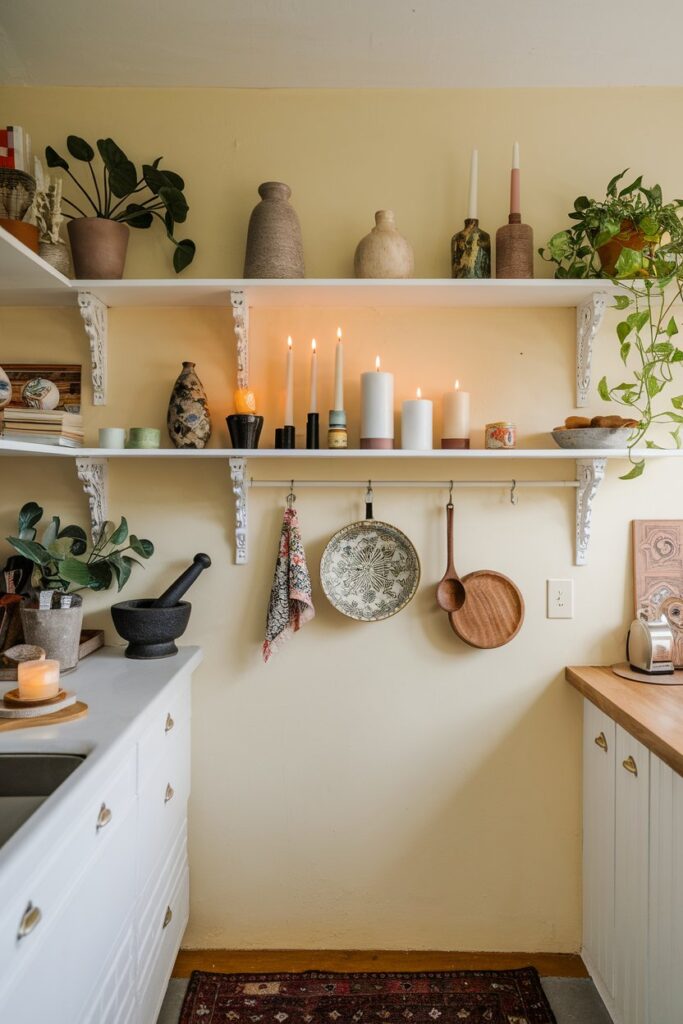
[623,755,638,777]
[96,803,112,831]
[594,732,608,752]
[163,905,173,929]
[17,902,42,940]
[164,783,175,804]
[165,713,175,733]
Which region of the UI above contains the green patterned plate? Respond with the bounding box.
[320,519,420,621]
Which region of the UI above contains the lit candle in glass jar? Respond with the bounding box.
[17,659,60,701]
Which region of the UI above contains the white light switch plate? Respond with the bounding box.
[547,579,574,619]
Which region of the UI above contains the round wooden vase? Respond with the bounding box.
[354,210,414,278]
[495,215,534,278]
[167,361,212,449]
[244,182,305,278]
[67,218,129,279]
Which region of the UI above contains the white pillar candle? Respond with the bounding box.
[17,658,60,700]
[309,339,318,413]
[401,387,433,450]
[333,326,344,410]
[360,356,394,448]
[442,380,470,442]
[467,149,478,220]
[284,336,294,425]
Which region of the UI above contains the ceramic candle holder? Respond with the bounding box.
[126,427,160,449]
[226,414,264,449]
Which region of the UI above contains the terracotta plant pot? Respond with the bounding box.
[0,218,39,253]
[597,219,651,276]
[67,218,129,279]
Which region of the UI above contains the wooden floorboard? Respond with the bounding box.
[173,949,587,979]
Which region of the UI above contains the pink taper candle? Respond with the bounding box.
[510,141,521,216]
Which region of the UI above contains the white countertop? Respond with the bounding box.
[0,646,202,891]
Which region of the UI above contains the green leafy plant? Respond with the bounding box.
[6,502,154,593]
[599,263,683,478]
[539,171,683,279]
[45,135,195,272]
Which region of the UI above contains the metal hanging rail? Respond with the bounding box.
[249,478,580,491]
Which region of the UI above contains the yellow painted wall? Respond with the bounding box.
[1,86,683,952]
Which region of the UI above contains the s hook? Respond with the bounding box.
[510,479,518,505]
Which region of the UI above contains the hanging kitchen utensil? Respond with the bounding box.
[436,490,466,613]
[320,482,420,621]
[449,569,524,649]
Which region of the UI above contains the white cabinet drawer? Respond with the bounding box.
[648,756,683,1024]
[138,817,187,978]
[138,863,189,1024]
[79,915,137,1024]
[614,725,650,1024]
[0,747,136,995]
[138,723,190,891]
[582,700,616,997]
[0,799,137,1024]
[138,680,191,788]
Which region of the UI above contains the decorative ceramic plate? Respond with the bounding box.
[320,520,420,621]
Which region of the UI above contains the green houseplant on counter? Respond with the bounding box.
[6,502,154,670]
[46,134,196,279]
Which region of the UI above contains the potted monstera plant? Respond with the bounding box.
[46,135,196,278]
[6,502,154,671]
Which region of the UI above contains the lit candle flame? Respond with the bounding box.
[311,338,317,353]
[288,336,293,350]
[337,326,342,341]
[416,387,422,399]
[454,379,460,391]
[375,355,381,371]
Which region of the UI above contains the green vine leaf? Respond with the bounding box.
[598,376,610,401]
[620,460,645,480]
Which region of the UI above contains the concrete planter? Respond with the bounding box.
[21,604,83,672]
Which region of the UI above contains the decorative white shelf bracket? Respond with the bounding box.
[77,290,108,406]
[230,289,249,388]
[75,456,109,543]
[576,291,608,408]
[229,456,248,564]
[575,457,606,566]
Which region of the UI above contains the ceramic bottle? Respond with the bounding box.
[244,182,305,278]
[0,365,11,409]
[354,210,414,278]
[167,362,212,449]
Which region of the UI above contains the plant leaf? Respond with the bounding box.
[41,516,60,549]
[620,460,645,481]
[672,395,683,409]
[158,186,188,223]
[617,321,632,343]
[667,316,679,338]
[598,376,610,401]
[58,558,96,586]
[108,552,131,592]
[119,203,153,228]
[173,239,195,273]
[96,138,137,198]
[614,247,644,278]
[620,341,631,364]
[66,135,94,162]
[613,295,630,310]
[18,501,43,539]
[87,561,113,591]
[130,535,154,558]
[58,524,88,557]
[7,537,52,565]
[109,516,128,545]
[45,146,69,171]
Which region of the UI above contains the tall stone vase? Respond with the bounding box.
[244,182,305,278]
[167,362,212,449]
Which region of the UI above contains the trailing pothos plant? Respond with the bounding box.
[45,135,196,272]
[599,259,683,479]
[539,170,683,279]
[7,502,154,593]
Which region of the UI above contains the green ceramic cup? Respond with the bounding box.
[126,427,161,449]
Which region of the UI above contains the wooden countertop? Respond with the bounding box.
[566,665,683,777]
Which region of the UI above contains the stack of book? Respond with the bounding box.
[0,126,32,172]
[1,408,83,448]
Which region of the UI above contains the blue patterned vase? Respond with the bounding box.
[167,361,211,449]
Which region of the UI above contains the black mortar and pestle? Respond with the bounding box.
[111,553,211,659]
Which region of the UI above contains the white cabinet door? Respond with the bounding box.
[648,755,683,1024]
[614,726,650,1024]
[582,699,616,998]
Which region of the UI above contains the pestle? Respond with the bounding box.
[152,553,211,609]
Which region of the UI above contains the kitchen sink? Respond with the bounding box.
[0,753,85,848]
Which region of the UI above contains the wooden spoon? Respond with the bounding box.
[436,503,466,612]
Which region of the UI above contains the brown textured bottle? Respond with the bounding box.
[243,182,305,279]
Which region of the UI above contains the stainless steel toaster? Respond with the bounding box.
[627,613,675,675]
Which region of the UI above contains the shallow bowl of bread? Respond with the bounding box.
[551,415,637,449]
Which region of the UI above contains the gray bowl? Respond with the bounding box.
[110,599,191,659]
[551,427,633,450]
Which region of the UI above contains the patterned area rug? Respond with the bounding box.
[179,969,557,1024]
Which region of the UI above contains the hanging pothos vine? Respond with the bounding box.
[540,171,683,479]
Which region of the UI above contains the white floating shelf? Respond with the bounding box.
[0,225,72,306]
[0,440,677,460]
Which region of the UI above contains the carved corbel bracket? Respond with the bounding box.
[75,457,109,543]
[77,291,108,406]
[229,456,248,564]
[576,291,608,408]
[575,458,606,566]
[230,289,249,389]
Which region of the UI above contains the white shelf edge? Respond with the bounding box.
[0,440,679,460]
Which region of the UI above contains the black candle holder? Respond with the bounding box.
[282,425,296,449]
[306,413,319,450]
[274,428,284,449]
[226,414,264,449]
